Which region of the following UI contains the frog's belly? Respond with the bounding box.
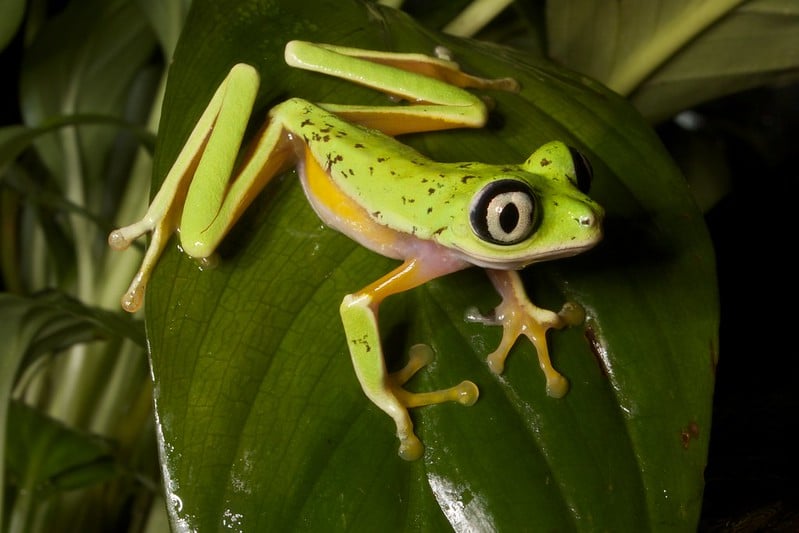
[298,146,413,260]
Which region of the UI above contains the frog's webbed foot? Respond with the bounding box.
[466,270,585,398]
[385,344,478,460]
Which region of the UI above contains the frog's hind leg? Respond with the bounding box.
[340,257,478,461]
[284,40,519,136]
[288,41,519,93]
[109,64,295,312]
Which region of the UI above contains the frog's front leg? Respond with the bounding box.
[341,257,479,461]
[467,270,585,398]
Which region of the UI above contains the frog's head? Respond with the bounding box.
[451,141,603,269]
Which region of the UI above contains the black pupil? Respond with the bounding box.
[499,202,520,234]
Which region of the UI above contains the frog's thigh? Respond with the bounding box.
[285,40,513,136]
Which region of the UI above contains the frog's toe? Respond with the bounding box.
[389,344,433,385]
[398,434,424,462]
[120,272,146,313]
[109,219,153,251]
[558,301,586,327]
[486,345,511,374]
[114,222,174,313]
[357,343,479,460]
[386,347,478,461]
[546,373,570,399]
[108,229,132,251]
[454,380,479,406]
[390,346,480,408]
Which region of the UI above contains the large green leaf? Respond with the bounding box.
[0,0,25,52]
[4,401,120,530]
[547,0,799,121]
[20,0,157,191]
[141,0,717,530]
[0,291,144,527]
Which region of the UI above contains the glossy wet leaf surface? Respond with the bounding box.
[144,1,718,530]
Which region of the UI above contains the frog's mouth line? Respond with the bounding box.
[455,228,604,271]
[460,246,590,271]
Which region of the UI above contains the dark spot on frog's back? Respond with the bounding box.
[428,188,435,195]
[354,143,365,149]
[461,175,477,184]
[540,158,551,166]
[325,153,343,171]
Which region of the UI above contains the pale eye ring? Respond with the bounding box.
[469,180,537,245]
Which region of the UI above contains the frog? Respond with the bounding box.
[109,40,604,461]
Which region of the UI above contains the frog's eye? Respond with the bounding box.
[469,179,537,245]
[568,147,593,194]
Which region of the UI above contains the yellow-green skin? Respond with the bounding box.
[289,100,602,269]
[109,40,604,461]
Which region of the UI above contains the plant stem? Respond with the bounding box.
[47,69,97,424]
[608,0,745,95]
[443,0,514,37]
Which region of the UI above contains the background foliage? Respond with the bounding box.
[0,0,796,531]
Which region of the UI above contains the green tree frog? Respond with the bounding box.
[109,41,604,461]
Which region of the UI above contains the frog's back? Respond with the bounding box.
[275,98,504,240]
[275,99,452,233]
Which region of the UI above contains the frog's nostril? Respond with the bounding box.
[578,214,594,227]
